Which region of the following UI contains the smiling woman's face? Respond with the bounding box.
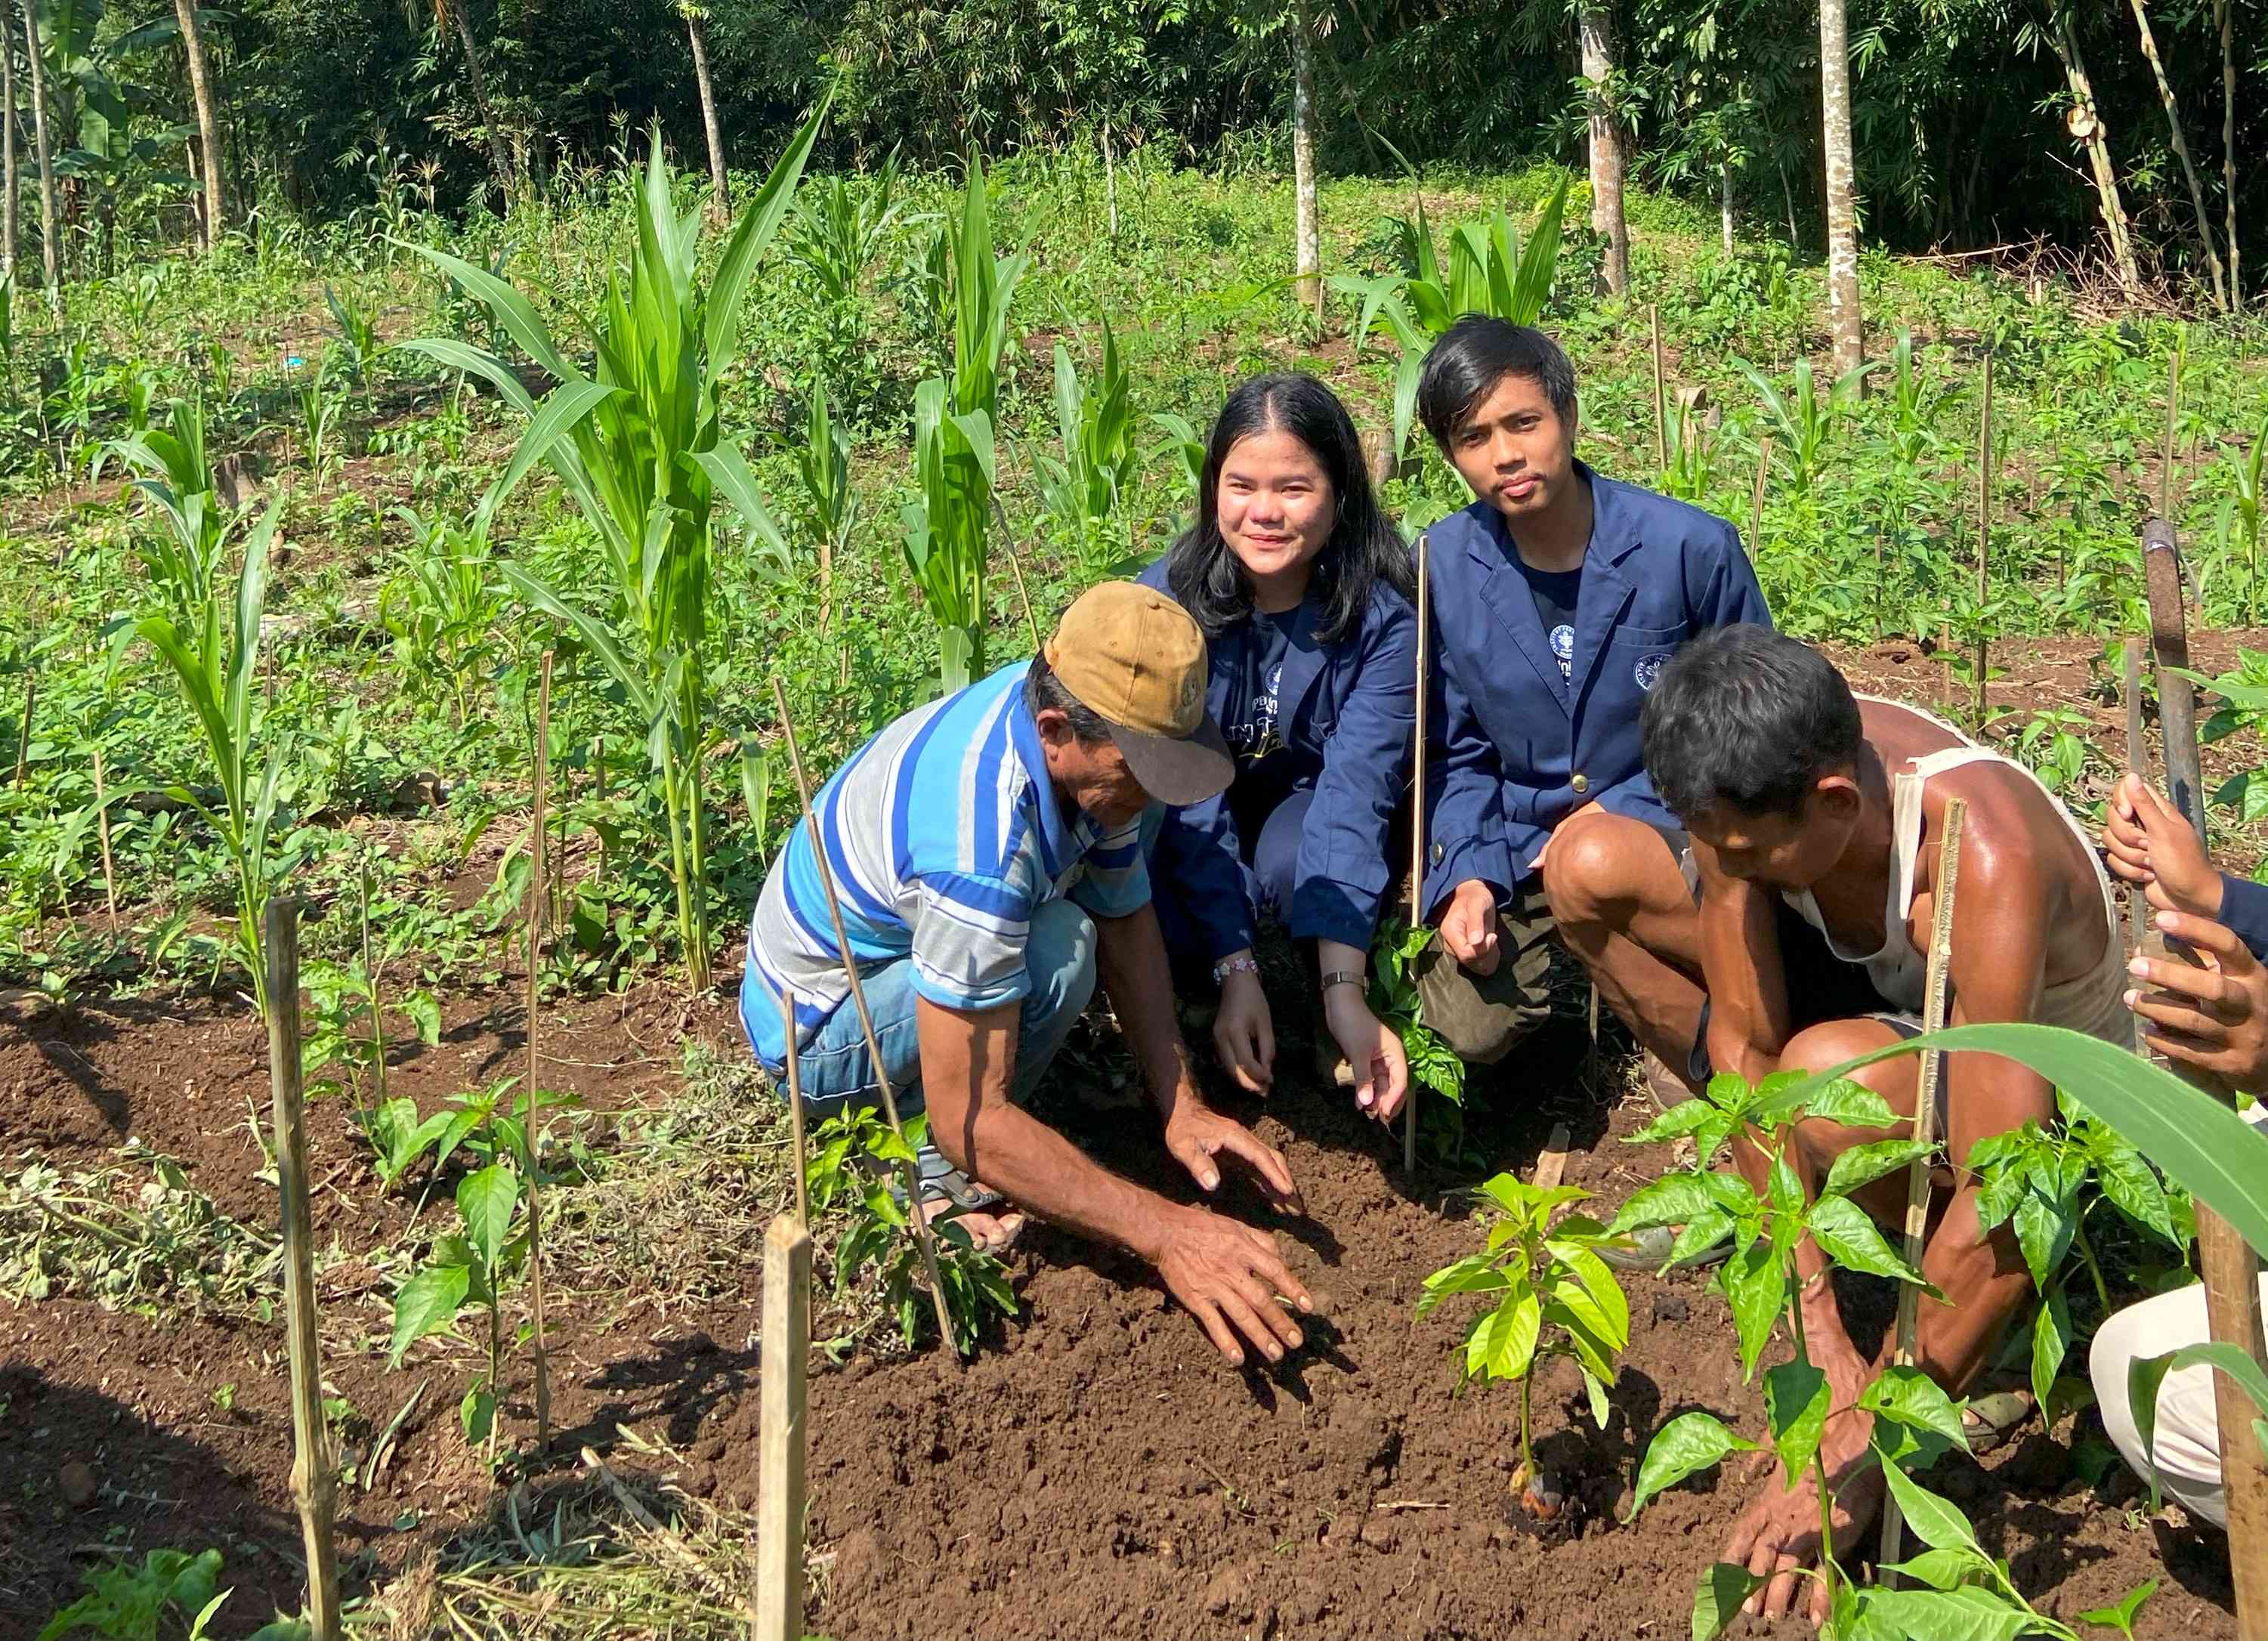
[1214,427,1335,594]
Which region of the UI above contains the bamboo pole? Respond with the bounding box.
[1406,531,1431,1176]
[2142,522,2268,1630]
[2121,638,2147,955]
[2161,332,2183,521]
[1649,303,1668,472]
[524,654,554,1451]
[1877,791,1964,1581]
[594,734,608,888]
[776,981,811,1227]
[769,676,962,1366]
[91,743,118,929]
[13,675,32,789]
[1747,437,1771,558]
[1972,351,1993,730]
[754,1215,811,1641]
[263,898,340,1641]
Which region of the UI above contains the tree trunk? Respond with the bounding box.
[683,7,729,226]
[18,0,59,304]
[2051,10,2141,295]
[3,8,18,289]
[1720,159,1734,253]
[172,0,224,253]
[1579,4,1628,295]
[1290,0,1321,318]
[1818,0,1863,379]
[2218,0,2239,304]
[445,0,515,209]
[2124,0,2226,308]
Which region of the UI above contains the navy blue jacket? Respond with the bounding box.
[2225,874,2268,962]
[1423,464,1770,919]
[1139,557,1417,956]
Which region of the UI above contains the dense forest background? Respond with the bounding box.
[3,0,2261,297]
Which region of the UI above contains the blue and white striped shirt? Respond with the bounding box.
[740,661,1150,1070]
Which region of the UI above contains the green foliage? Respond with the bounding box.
[390,1156,529,1448]
[378,504,505,728]
[1037,319,1139,574]
[806,1105,1016,1355]
[1365,917,1464,1109]
[399,107,824,990]
[1418,1170,1630,1481]
[39,1547,227,1641]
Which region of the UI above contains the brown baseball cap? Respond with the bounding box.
[1042,582,1233,807]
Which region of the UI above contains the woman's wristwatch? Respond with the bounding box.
[1319,970,1365,993]
[1213,952,1260,987]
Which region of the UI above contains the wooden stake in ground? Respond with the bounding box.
[755,1215,811,1641]
[1877,790,1964,1582]
[91,743,118,929]
[1972,350,1994,731]
[769,676,962,1366]
[1406,531,1432,1177]
[523,654,555,1451]
[775,980,811,1227]
[12,675,32,789]
[1649,304,1668,473]
[2143,521,2268,1632]
[263,898,341,1641]
[2161,331,2183,521]
[2121,637,2148,954]
[1747,438,1771,558]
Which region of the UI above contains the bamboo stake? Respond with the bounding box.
[769,676,962,1365]
[2121,637,2148,955]
[264,898,340,1641]
[2142,521,2268,1630]
[1747,437,1771,558]
[2161,331,2183,521]
[1972,350,1993,731]
[524,653,554,1451]
[776,980,811,1227]
[1877,791,1964,1582]
[12,675,32,789]
[998,515,1045,653]
[1406,531,1431,1176]
[754,1215,811,1641]
[91,743,118,929]
[1649,303,1668,472]
[593,734,608,888]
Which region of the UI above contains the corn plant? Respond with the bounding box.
[793,384,856,629]
[106,396,226,620]
[1661,394,1718,505]
[1417,1172,1629,1513]
[323,283,380,393]
[1740,355,1874,497]
[2229,411,2265,626]
[397,106,823,991]
[1331,178,1568,456]
[134,499,289,1014]
[1148,411,1207,502]
[294,356,345,479]
[808,1104,1015,1354]
[901,150,1028,694]
[1037,319,1137,569]
[787,148,908,301]
[379,503,503,727]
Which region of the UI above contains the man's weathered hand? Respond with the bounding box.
[2130,907,2268,1091]
[1163,1102,1303,1214]
[1212,964,1276,1095]
[1324,987,1410,1122]
[1153,1206,1314,1366]
[2106,771,2223,919]
[1720,1404,1883,1629]
[1439,878,1501,975]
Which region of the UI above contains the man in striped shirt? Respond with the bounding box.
[743,582,1317,1368]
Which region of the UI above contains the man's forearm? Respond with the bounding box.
[1094,903,1204,1117]
[950,1102,1179,1259]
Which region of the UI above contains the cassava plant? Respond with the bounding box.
[901,150,1029,696]
[1417,1171,1630,1516]
[397,104,823,990]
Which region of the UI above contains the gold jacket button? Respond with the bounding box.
[1571,772,1590,796]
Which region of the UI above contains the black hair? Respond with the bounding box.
[1024,649,1114,745]
[1640,626,1864,820]
[1416,317,1579,449]
[1163,372,1414,644]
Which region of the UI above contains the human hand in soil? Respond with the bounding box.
[1324,986,1409,1123]
[1720,1405,1884,1628]
[1151,1206,1313,1366]
[2105,772,2223,918]
[1439,879,1501,975]
[1162,1101,1303,1214]
[1213,964,1276,1094]
[2129,908,2268,1091]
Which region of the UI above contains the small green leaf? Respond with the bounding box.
[400,989,443,1047]
[2011,1188,2075,1289]
[459,1164,519,1268]
[2032,1287,2073,1417]
[1468,1287,1542,1383]
[1806,1194,1927,1284]
[1876,1449,1985,1553]
[388,1262,471,1364]
[2076,1579,2158,1640]
[1627,1411,1759,1521]
[1720,1240,1786,1381]
[1764,1358,1831,1485]
[1856,1584,2034,1641]
[1691,1563,1765,1641]
[461,1385,496,1444]
[1627,1100,1722,1145]
[1581,1365,1611,1429]
[2093,1143,2177,1247]
[1610,1173,1720,1234]
[1822,1137,1936,1200]
[1880,1545,1988,1591]
[1859,1364,1972,1453]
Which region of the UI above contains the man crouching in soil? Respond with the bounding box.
[1639,626,2132,1626]
[741,582,1315,1368]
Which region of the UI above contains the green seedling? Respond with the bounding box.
[379,502,504,729]
[389,1157,530,1452]
[808,1105,1015,1355]
[38,1546,310,1641]
[1418,1171,1630,1516]
[1037,318,1139,573]
[1740,354,1874,497]
[1366,917,1464,1108]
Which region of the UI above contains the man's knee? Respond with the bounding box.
[1780,1018,1896,1080]
[1542,811,1658,928]
[1025,899,1098,1027]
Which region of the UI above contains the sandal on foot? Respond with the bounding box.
[915,1167,1027,1252]
[1598,1219,1733,1273]
[1962,1389,2035,1455]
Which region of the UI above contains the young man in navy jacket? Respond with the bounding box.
[1414,317,1770,1087]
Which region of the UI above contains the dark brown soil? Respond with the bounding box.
[0,632,2257,1639]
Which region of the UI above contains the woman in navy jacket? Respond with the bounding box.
[1140,373,1417,1123]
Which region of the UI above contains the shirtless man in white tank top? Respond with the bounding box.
[1638,626,2130,1627]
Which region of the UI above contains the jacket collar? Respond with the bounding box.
[1460,462,1640,710]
